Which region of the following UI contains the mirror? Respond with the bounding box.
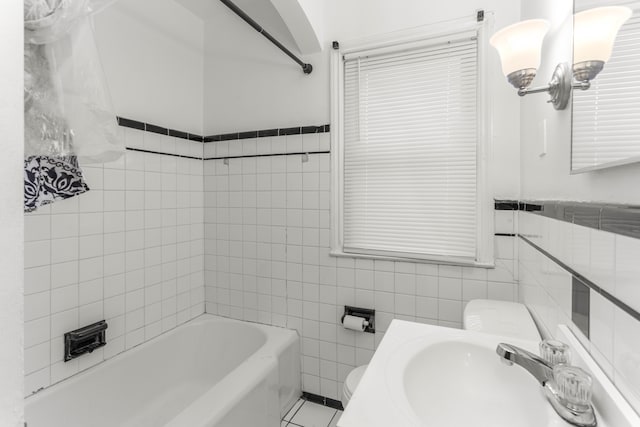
[571,0,640,173]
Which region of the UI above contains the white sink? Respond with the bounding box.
[339,320,639,427]
[386,336,568,427]
[339,320,575,427]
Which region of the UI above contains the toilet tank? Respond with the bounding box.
[463,299,541,342]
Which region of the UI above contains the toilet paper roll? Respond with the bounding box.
[343,315,368,332]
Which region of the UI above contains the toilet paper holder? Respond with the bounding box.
[342,305,375,333]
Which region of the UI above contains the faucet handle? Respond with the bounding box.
[553,365,593,412]
[540,339,571,366]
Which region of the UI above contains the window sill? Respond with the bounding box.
[329,249,495,269]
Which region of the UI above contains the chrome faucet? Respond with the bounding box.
[496,342,597,427]
[496,343,554,385]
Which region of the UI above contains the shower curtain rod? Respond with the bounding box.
[219,0,313,74]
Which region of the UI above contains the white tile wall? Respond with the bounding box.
[23,127,523,402]
[518,210,640,414]
[23,127,205,395]
[203,133,518,400]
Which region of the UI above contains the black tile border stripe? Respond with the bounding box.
[258,128,279,137]
[205,124,330,142]
[495,199,640,240]
[116,116,330,144]
[494,200,519,211]
[238,131,258,139]
[169,129,188,139]
[117,116,144,131]
[145,123,168,135]
[117,117,331,159]
[302,391,344,411]
[280,126,302,135]
[219,133,239,141]
[204,150,330,161]
[117,116,202,142]
[125,147,202,160]
[519,234,640,323]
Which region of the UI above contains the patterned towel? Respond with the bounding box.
[24,155,90,212]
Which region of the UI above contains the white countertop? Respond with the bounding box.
[338,320,601,427]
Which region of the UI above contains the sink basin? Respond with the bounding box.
[339,320,573,427]
[387,338,565,427]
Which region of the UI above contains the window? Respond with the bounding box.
[331,22,492,266]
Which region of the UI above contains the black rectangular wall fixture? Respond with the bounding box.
[572,277,590,339]
[64,320,108,362]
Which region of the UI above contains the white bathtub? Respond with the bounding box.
[25,314,301,427]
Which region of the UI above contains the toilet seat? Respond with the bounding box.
[342,365,367,408]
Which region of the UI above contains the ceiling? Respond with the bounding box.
[174,0,299,52]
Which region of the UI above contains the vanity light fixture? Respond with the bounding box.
[490,6,632,110]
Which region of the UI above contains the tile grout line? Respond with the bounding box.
[100,162,106,368]
[327,410,340,427]
[287,399,306,425]
[49,202,54,389]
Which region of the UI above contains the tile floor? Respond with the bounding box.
[282,398,342,427]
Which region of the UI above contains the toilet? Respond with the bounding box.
[340,299,541,409]
[341,365,367,409]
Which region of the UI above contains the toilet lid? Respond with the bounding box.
[345,365,368,394]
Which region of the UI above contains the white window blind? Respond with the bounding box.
[342,33,479,260]
[572,6,640,171]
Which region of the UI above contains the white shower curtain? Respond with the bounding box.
[24,0,122,211]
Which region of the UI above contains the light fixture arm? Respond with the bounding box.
[573,81,591,91]
[517,84,555,96]
[517,77,590,97]
[512,63,572,110]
